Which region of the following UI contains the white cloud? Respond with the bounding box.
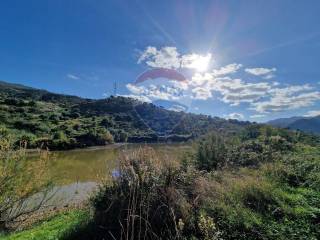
[135,46,320,116]
[245,67,276,76]
[137,46,158,63]
[168,104,187,112]
[267,84,312,95]
[126,83,145,95]
[252,88,320,113]
[138,46,212,71]
[126,83,184,101]
[245,67,276,79]
[212,63,242,76]
[303,110,320,117]
[211,77,272,105]
[141,46,181,69]
[189,72,213,86]
[191,87,212,100]
[188,73,272,103]
[67,74,80,80]
[224,112,244,120]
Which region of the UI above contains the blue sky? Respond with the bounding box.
[1,0,320,121]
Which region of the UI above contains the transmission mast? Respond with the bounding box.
[113,80,117,96]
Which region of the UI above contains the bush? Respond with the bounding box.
[51,131,72,149]
[112,130,129,142]
[195,132,228,171]
[90,147,215,240]
[269,149,320,190]
[75,129,114,147]
[15,133,37,148]
[0,138,52,231]
[95,128,114,144]
[13,120,49,134]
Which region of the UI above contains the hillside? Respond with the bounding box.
[0,81,251,150]
[268,115,320,134]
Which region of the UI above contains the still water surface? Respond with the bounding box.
[28,143,191,207]
[28,143,191,206]
[45,143,191,185]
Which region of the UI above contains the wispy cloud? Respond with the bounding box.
[191,73,271,104]
[213,78,271,106]
[67,74,80,80]
[252,85,320,113]
[304,110,320,117]
[245,67,276,79]
[191,87,213,100]
[212,63,242,76]
[168,104,187,112]
[247,32,320,57]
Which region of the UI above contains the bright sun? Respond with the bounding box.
[188,53,212,72]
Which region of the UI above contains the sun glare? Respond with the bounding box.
[187,53,212,72]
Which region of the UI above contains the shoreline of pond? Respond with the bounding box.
[26,141,193,153]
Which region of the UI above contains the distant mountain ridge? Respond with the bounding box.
[267,115,320,134]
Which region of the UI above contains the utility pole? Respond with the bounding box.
[113,80,117,96]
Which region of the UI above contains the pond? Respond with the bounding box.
[28,143,192,207]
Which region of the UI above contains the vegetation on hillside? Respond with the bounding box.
[0,81,250,150]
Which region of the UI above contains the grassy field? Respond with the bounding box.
[0,210,88,240]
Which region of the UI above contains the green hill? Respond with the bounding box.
[0,81,250,150]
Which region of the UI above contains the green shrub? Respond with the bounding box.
[195,132,228,171]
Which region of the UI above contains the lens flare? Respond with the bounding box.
[181,53,212,72]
